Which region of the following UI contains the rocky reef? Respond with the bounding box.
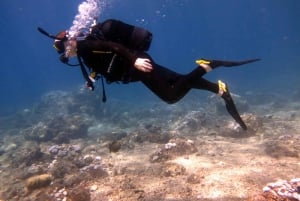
[0,87,300,201]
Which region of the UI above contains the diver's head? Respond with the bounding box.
[53,30,68,54]
[37,27,79,66]
[38,27,83,57]
[53,30,77,58]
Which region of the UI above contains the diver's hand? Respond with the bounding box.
[134,58,153,72]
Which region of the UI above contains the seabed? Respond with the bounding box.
[0,87,299,201]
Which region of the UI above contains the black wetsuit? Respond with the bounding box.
[75,30,260,130]
[77,40,218,104]
[37,19,259,130]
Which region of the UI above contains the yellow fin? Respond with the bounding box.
[195,59,211,65]
[218,80,227,93]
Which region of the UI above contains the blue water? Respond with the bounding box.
[0,0,299,115]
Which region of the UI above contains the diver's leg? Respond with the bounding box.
[130,53,191,103]
[188,76,247,130]
[131,53,248,129]
[134,63,247,129]
[141,63,212,103]
[136,63,191,103]
[218,81,247,130]
[196,58,260,72]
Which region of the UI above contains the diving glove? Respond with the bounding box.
[218,80,247,130]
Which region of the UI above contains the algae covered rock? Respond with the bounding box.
[25,174,52,191]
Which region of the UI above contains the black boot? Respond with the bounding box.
[196,58,260,69]
[219,81,247,130]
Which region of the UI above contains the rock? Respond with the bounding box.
[108,140,121,152]
[48,145,61,155]
[150,138,198,163]
[63,174,85,187]
[127,130,171,144]
[49,160,73,179]
[4,143,17,152]
[70,144,82,152]
[23,115,89,143]
[26,164,44,176]
[25,174,52,191]
[90,185,98,191]
[48,144,83,159]
[83,155,94,164]
[11,144,45,167]
[68,187,91,201]
[186,173,202,184]
[248,178,300,201]
[163,163,186,177]
[57,150,68,157]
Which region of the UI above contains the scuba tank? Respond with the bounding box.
[91,19,153,52]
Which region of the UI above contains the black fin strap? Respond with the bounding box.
[77,56,94,91]
[100,75,107,102]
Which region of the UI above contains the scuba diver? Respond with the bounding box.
[38,19,260,130]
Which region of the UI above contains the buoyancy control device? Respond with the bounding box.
[90,19,153,52]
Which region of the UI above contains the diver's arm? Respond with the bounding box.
[77,40,152,72]
[134,58,153,72]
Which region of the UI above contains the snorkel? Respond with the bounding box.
[37,27,64,40]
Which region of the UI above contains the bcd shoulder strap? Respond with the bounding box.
[77,55,107,102]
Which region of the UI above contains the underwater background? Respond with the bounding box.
[1,1,300,201]
[0,0,299,115]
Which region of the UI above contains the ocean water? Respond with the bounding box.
[0,0,299,115]
[1,1,300,200]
